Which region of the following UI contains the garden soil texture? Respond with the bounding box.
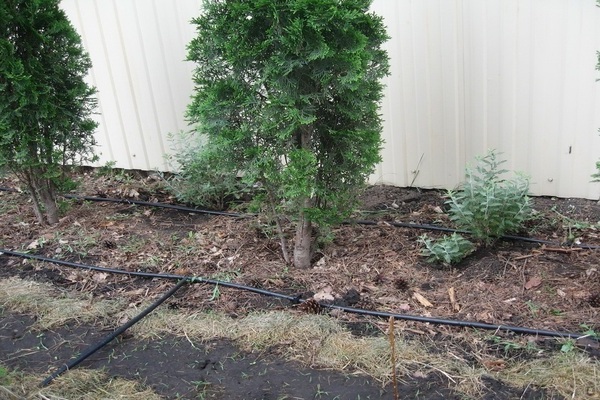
[1,170,599,399]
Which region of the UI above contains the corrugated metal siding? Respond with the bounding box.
[61,0,199,171]
[61,0,600,199]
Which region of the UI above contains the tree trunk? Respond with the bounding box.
[25,180,46,225]
[292,124,315,269]
[25,170,59,225]
[293,209,313,269]
[39,181,59,224]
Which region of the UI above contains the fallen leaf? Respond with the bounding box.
[482,359,506,371]
[398,303,411,312]
[413,371,428,379]
[92,272,108,282]
[524,276,542,290]
[27,239,40,249]
[556,289,566,298]
[413,292,433,307]
[314,286,335,302]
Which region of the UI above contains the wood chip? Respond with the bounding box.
[413,292,433,307]
[524,276,542,290]
[448,287,460,312]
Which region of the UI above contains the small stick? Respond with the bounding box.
[542,247,583,254]
[389,316,399,400]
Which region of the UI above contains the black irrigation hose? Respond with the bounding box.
[3,185,600,249]
[0,249,298,302]
[40,279,188,387]
[324,304,587,340]
[0,249,594,343]
[0,186,19,193]
[63,193,248,218]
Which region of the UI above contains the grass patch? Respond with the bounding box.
[2,277,599,398]
[0,277,125,330]
[0,365,161,400]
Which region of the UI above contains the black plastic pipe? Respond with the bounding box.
[0,249,297,302]
[1,248,593,343]
[2,186,600,249]
[63,193,248,218]
[40,279,188,387]
[324,304,585,340]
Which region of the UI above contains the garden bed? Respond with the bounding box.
[1,169,599,399]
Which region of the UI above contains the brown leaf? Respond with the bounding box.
[314,286,335,302]
[413,292,433,307]
[482,359,506,371]
[524,276,542,290]
[92,272,108,282]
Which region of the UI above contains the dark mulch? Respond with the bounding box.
[1,171,598,398]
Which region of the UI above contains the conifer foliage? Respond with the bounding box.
[0,0,98,224]
[185,0,390,268]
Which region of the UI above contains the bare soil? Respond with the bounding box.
[1,169,599,399]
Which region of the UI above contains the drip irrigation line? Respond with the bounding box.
[349,219,470,234]
[40,279,188,387]
[323,304,585,340]
[0,249,297,302]
[0,186,19,193]
[0,185,246,217]
[62,193,248,218]
[2,185,600,249]
[1,248,595,343]
[350,219,600,250]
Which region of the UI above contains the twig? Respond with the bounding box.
[183,329,199,350]
[0,385,19,400]
[519,381,532,399]
[542,247,583,254]
[411,361,457,383]
[389,316,399,400]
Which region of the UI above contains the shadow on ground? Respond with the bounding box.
[1,312,557,399]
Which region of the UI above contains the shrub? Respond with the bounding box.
[167,131,251,210]
[419,233,475,265]
[0,0,98,224]
[446,150,531,245]
[184,0,390,268]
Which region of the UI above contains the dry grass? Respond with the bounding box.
[2,277,600,398]
[0,277,125,330]
[501,353,600,399]
[0,367,161,400]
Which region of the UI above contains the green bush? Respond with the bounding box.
[167,131,252,210]
[184,0,390,268]
[446,150,531,245]
[418,233,475,265]
[0,0,98,225]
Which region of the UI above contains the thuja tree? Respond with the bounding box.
[186,0,389,268]
[0,0,98,225]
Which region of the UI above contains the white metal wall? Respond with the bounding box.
[61,0,600,199]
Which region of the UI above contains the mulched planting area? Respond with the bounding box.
[1,169,599,398]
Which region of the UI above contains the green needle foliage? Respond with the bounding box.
[185,0,390,268]
[446,150,531,245]
[0,0,98,225]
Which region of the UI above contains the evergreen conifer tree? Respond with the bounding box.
[0,0,98,224]
[186,0,389,268]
